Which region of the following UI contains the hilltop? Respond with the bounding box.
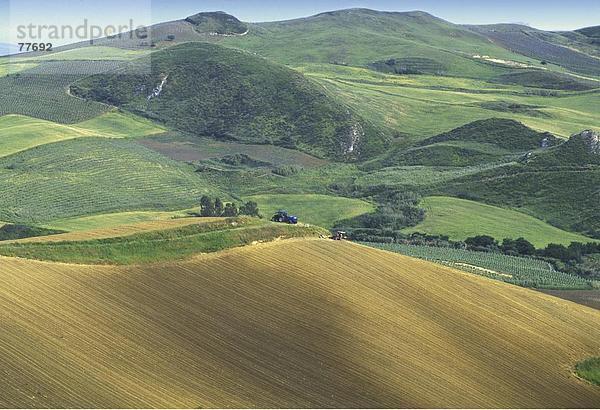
[0,240,599,407]
[222,8,541,79]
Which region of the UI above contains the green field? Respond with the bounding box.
[0,138,220,224]
[0,218,327,264]
[246,194,375,228]
[365,242,591,289]
[404,196,595,247]
[303,65,600,141]
[0,112,164,157]
[0,60,118,123]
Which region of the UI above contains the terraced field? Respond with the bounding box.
[404,196,596,247]
[0,219,326,264]
[0,112,164,157]
[0,240,599,407]
[139,134,328,168]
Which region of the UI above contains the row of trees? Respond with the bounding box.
[199,196,260,218]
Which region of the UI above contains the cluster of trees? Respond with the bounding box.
[199,196,260,218]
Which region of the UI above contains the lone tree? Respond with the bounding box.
[200,195,216,217]
[240,201,260,217]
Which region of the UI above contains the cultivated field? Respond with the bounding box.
[404,196,596,247]
[0,138,221,224]
[366,242,591,289]
[0,240,599,407]
[0,112,164,157]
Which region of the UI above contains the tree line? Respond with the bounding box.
[199,196,261,218]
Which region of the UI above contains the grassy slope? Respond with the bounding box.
[0,219,326,264]
[0,240,599,407]
[0,60,118,123]
[245,194,375,228]
[0,138,220,224]
[576,358,600,385]
[302,65,600,141]
[0,112,164,157]
[14,217,215,243]
[404,196,596,247]
[42,209,194,231]
[222,9,541,78]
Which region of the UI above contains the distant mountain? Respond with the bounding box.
[577,25,600,39]
[71,42,387,160]
[185,11,248,35]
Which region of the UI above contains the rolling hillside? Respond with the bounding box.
[0,112,163,157]
[0,240,599,407]
[468,24,600,77]
[404,196,596,247]
[71,42,387,160]
[437,130,600,237]
[222,9,542,79]
[0,138,220,224]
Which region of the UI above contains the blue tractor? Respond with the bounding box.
[271,210,298,224]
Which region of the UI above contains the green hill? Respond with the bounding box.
[366,119,559,168]
[577,26,600,39]
[71,42,386,160]
[222,9,538,79]
[418,118,559,150]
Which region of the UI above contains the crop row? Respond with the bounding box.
[364,242,591,289]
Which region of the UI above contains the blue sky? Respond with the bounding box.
[1,0,598,47]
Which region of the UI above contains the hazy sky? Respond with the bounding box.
[1,0,598,47]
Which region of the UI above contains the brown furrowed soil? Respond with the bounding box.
[0,240,599,408]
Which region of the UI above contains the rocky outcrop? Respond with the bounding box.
[573,130,600,155]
